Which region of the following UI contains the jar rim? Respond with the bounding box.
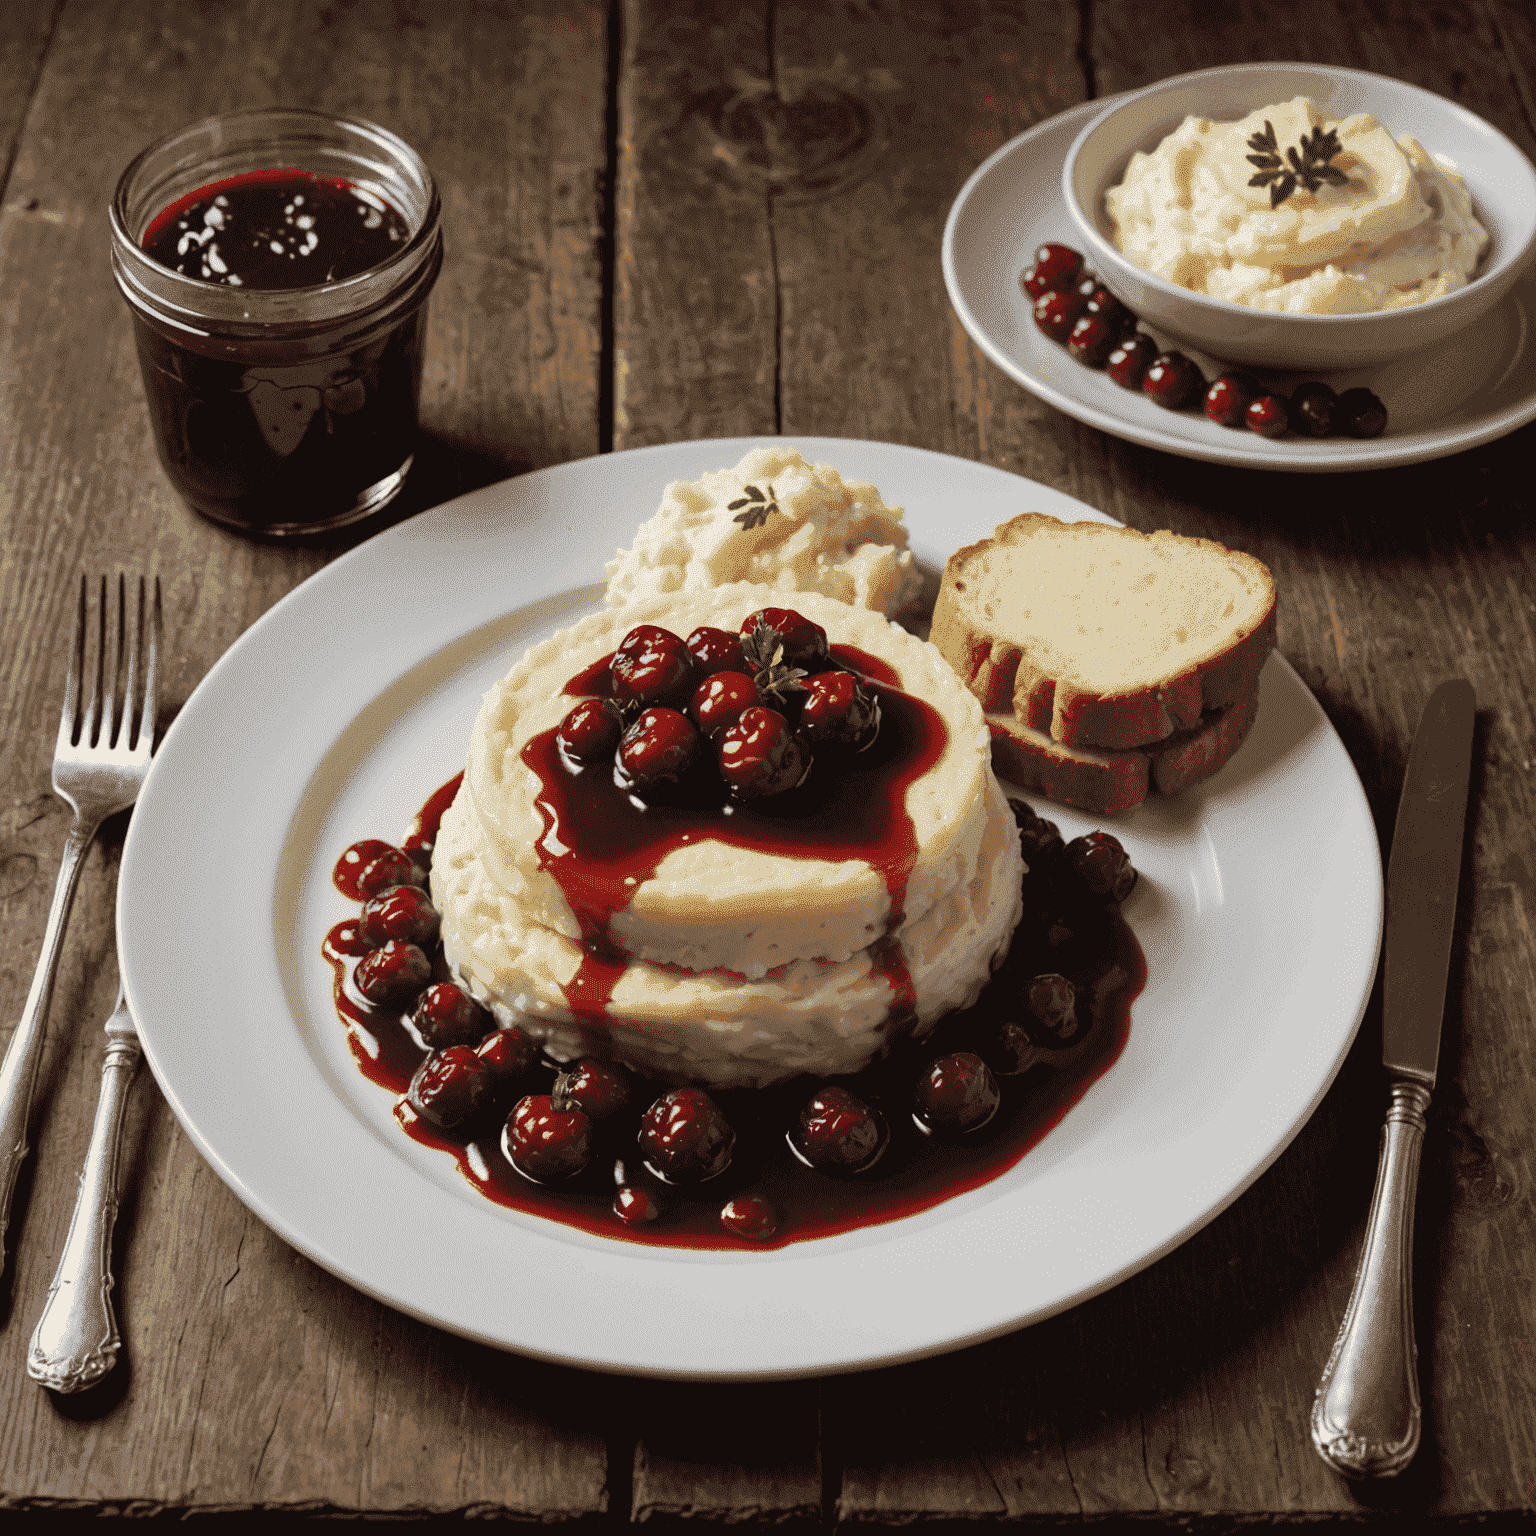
[110,106,441,321]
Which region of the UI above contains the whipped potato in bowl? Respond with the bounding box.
[1104,95,1489,315]
[1064,63,1536,369]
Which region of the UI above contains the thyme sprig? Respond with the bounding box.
[740,619,808,704]
[1245,121,1349,208]
[728,482,780,530]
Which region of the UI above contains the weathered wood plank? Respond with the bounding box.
[0,0,609,1517]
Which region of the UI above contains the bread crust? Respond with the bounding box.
[932,513,1277,752]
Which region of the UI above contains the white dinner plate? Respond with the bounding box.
[118,438,1382,1380]
[944,97,1536,471]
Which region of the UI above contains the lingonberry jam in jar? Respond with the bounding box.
[111,109,442,537]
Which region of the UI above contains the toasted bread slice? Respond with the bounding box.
[986,688,1261,816]
[932,513,1276,751]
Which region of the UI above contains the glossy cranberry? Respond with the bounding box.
[610,624,695,707]
[1074,281,1133,337]
[407,1046,495,1130]
[720,1194,778,1241]
[410,982,490,1049]
[741,607,828,669]
[353,940,433,1008]
[334,840,428,902]
[1246,394,1290,438]
[1204,371,1261,428]
[685,625,747,676]
[557,697,623,762]
[1336,387,1388,439]
[1033,287,1089,343]
[692,671,760,734]
[474,1026,538,1086]
[1063,830,1137,901]
[325,919,372,958]
[358,884,440,949]
[1289,381,1337,438]
[1067,311,1121,367]
[638,1088,735,1184]
[794,1086,887,1173]
[1020,242,1083,300]
[614,1185,663,1224]
[1008,799,1063,868]
[505,1092,594,1183]
[1026,973,1082,1043]
[913,1051,1001,1137]
[717,706,811,799]
[556,1059,631,1120]
[334,839,397,899]
[618,707,698,786]
[1106,332,1157,391]
[1143,351,1204,410]
[799,671,878,745]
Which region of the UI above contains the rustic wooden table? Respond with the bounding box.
[1,0,1533,1526]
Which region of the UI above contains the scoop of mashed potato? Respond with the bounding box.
[604,444,923,617]
[1104,96,1489,315]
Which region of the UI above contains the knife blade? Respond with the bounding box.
[1382,678,1476,1084]
[1312,679,1475,1480]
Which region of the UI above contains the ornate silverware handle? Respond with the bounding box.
[26,989,140,1394]
[1311,1080,1431,1478]
[0,813,98,1273]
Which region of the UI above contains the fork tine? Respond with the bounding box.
[56,576,85,753]
[109,574,127,749]
[80,576,105,749]
[141,577,161,752]
[121,577,139,752]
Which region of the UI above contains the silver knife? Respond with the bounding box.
[1311,678,1475,1478]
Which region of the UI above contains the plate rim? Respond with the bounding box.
[118,437,1384,1379]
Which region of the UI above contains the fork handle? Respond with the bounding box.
[27,1017,140,1392]
[0,812,99,1275]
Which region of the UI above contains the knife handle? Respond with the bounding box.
[1311,1080,1430,1478]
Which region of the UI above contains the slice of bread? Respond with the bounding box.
[987,688,1260,816]
[931,513,1277,751]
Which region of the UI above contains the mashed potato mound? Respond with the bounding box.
[604,445,923,617]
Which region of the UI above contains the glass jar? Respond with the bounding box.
[111,108,443,537]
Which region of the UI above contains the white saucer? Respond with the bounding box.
[943,97,1536,472]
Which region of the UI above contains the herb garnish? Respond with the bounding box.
[740,618,808,705]
[728,483,779,529]
[1245,121,1349,208]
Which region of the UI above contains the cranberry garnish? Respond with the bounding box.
[557,697,623,763]
[334,840,427,902]
[1020,242,1083,300]
[1106,332,1157,391]
[475,1025,537,1086]
[353,940,433,1007]
[720,1194,778,1241]
[913,1051,1001,1137]
[1033,287,1089,343]
[799,671,878,745]
[741,607,828,669]
[358,884,440,949]
[406,1046,495,1130]
[614,1185,663,1224]
[1008,799,1064,868]
[1245,394,1290,438]
[1063,830,1137,902]
[411,981,491,1049]
[692,671,760,735]
[325,919,372,958]
[618,707,698,787]
[556,1059,631,1120]
[504,1090,594,1183]
[1142,351,1204,410]
[1336,387,1388,439]
[610,624,695,707]
[637,1088,735,1184]
[685,625,747,676]
[718,706,811,799]
[1289,381,1337,438]
[1066,310,1121,368]
[1204,372,1261,428]
[1026,973,1081,1044]
[793,1086,887,1174]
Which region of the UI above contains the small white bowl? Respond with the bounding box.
[1062,62,1536,371]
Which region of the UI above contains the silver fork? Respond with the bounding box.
[0,575,159,1281]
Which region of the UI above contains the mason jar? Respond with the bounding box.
[110,108,443,537]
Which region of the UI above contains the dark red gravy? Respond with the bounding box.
[324,645,1144,1250]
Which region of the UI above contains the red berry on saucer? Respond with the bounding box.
[1106,332,1156,391]
[1289,381,1338,437]
[1067,310,1120,367]
[359,883,440,949]
[1143,351,1204,410]
[411,981,491,1049]
[1026,973,1081,1044]
[1063,830,1137,901]
[638,1088,735,1184]
[1245,394,1290,438]
[614,1185,663,1224]
[720,1194,778,1241]
[1203,372,1260,428]
[793,1085,887,1174]
[1020,242,1083,300]
[475,1026,537,1086]
[353,940,432,1008]
[913,1051,1000,1138]
[1336,387,1388,438]
[1033,287,1089,343]
[407,1046,495,1130]
[557,1059,631,1120]
[504,1092,594,1183]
